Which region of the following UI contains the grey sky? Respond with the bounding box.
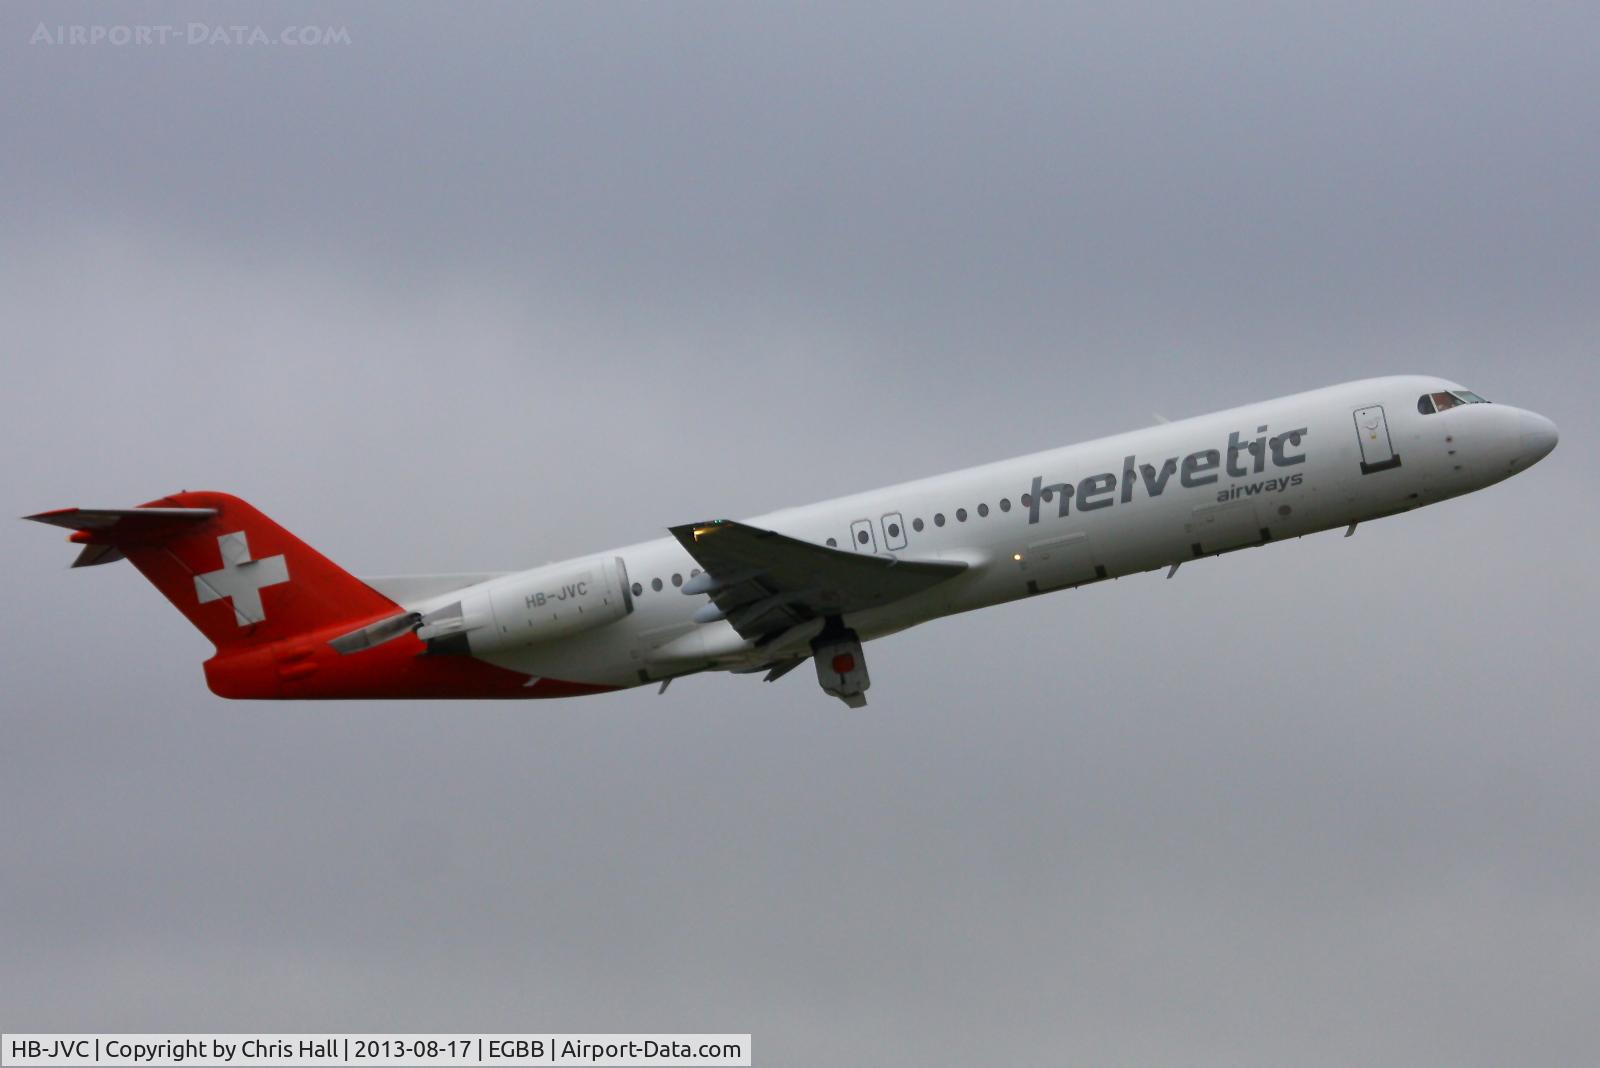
[4,4,1598,1064]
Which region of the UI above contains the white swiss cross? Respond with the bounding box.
[193,531,289,626]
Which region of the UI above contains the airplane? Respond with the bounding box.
[27,375,1557,708]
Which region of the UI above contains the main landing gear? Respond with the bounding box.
[811,616,870,708]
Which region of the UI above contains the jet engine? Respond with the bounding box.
[418,556,634,655]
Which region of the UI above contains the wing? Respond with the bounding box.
[669,519,967,641]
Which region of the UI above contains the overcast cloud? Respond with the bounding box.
[3,4,1598,1065]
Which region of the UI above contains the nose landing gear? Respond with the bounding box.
[812,617,870,708]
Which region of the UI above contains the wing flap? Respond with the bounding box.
[669,520,966,640]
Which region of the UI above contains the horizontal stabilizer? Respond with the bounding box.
[26,506,218,532]
[71,543,126,568]
[25,507,221,567]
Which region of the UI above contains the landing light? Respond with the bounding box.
[1013,553,1023,561]
[691,520,727,541]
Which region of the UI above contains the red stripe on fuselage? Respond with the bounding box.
[204,624,616,700]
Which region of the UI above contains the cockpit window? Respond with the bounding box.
[1419,389,1492,414]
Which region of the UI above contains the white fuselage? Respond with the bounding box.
[403,376,1557,691]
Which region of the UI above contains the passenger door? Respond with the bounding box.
[849,518,877,553]
[880,512,907,551]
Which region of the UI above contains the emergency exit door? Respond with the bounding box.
[1353,405,1401,474]
[880,512,907,551]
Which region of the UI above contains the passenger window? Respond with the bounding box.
[1418,394,1435,415]
[912,518,925,532]
[977,503,989,517]
[999,498,1011,512]
[826,537,837,547]
[956,508,967,522]
[934,513,946,527]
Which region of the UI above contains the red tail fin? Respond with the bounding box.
[28,491,598,700]
[33,491,399,652]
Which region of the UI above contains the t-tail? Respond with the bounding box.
[25,492,543,699]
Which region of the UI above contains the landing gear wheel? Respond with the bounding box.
[811,616,870,708]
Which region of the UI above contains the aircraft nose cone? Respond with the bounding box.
[1519,412,1559,466]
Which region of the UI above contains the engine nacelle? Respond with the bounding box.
[421,556,634,655]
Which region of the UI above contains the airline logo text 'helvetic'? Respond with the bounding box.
[1026,425,1309,524]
